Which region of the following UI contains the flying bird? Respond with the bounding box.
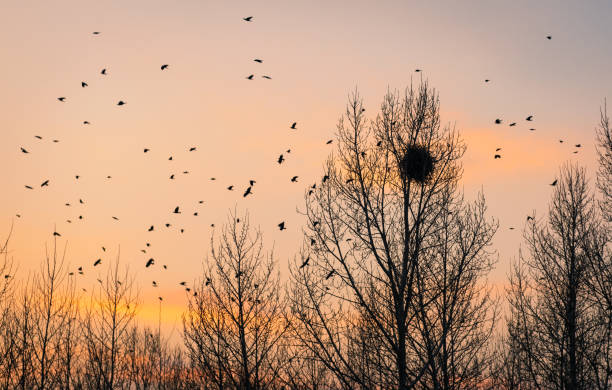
[58,97,66,102]
[526,115,533,121]
[35,135,42,139]
[575,144,581,148]
[227,185,234,191]
[92,31,100,35]
[299,256,310,269]
[189,147,196,151]
[101,68,107,75]
[83,121,90,125]
[326,269,335,280]
[20,147,28,153]
[117,101,126,106]
[546,35,552,40]
[278,222,286,231]
[495,148,502,151]
[146,258,154,268]
[509,122,517,127]
[254,59,263,63]
[495,119,502,124]
[291,176,298,182]
[249,180,256,186]
[243,187,252,197]
[25,185,33,190]
[41,180,49,187]
[278,154,285,164]
[94,258,102,266]
[326,140,333,144]
[290,122,297,129]
[112,216,119,221]
[53,231,61,237]
[144,148,150,152]
[246,74,254,80]
[243,16,253,22]
[148,225,154,231]
[161,64,169,70]
[494,154,501,159]
[485,79,490,82]
[81,82,88,87]
[173,206,180,214]
[262,75,271,79]
[550,179,558,186]
[415,69,421,72]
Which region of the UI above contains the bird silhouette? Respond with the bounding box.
[495,148,502,151]
[81,82,88,87]
[246,74,254,80]
[112,216,119,221]
[243,187,252,197]
[173,207,181,214]
[495,119,502,124]
[170,174,175,180]
[254,59,263,63]
[205,278,211,286]
[161,64,169,70]
[291,176,298,182]
[94,258,101,266]
[527,216,534,221]
[415,69,421,72]
[278,222,286,231]
[526,115,533,121]
[35,135,42,139]
[262,75,272,79]
[494,154,501,159]
[278,154,285,164]
[322,175,329,183]
[166,223,171,227]
[227,185,234,191]
[117,101,126,106]
[41,180,49,187]
[243,16,253,21]
[148,225,154,231]
[180,281,186,286]
[485,79,490,82]
[53,231,61,237]
[299,256,310,269]
[20,147,28,154]
[144,148,150,153]
[58,97,66,102]
[189,147,196,151]
[326,140,333,144]
[546,35,552,40]
[326,269,335,280]
[25,185,33,190]
[290,122,297,129]
[101,68,107,75]
[83,121,90,125]
[152,281,157,287]
[249,180,256,186]
[146,258,154,268]
[92,32,100,35]
[575,144,581,148]
[551,179,558,186]
[509,122,517,127]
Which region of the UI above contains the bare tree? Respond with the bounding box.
[288,83,498,390]
[505,164,611,390]
[82,253,139,390]
[183,210,289,390]
[596,101,612,222]
[28,237,75,390]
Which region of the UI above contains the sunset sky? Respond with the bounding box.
[1,0,610,336]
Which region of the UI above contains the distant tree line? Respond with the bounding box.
[0,83,609,389]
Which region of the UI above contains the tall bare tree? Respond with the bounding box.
[183,211,289,390]
[289,83,498,390]
[82,254,139,390]
[505,164,611,390]
[596,101,612,222]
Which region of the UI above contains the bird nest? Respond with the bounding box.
[399,144,434,183]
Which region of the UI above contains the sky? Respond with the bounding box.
[0,0,610,336]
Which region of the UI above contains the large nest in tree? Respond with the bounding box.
[399,144,435,183]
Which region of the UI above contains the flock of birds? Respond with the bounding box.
[7,19,584,302]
